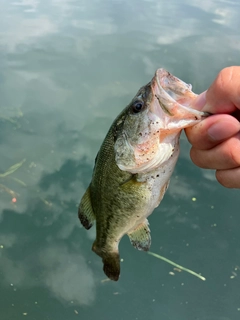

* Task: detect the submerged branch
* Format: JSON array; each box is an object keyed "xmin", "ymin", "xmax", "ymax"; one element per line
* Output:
[{"xmin": 148, "ymin": 251, "xmax": 206, "ymax": 281}]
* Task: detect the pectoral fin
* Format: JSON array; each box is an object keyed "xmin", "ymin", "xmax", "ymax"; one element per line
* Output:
[
  {"xmin": 127, "ymin": 219, "xmax": 151, "ymax": 251},
  {"xmin": 78, "ymin": 187, "xmax": 95, "ymax": 230}
]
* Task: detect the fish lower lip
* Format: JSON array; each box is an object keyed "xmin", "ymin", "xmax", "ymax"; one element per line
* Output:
[{"xmin": 201, "ymin": 112, "xmax": 212, "ymax": 118}]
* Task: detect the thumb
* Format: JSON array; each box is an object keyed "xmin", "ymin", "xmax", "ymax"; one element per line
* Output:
[{"xmin": 192, "ymin": 66, "xmax": 240, "ymax": 114}]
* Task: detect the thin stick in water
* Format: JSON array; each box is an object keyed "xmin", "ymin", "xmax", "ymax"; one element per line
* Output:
[{"xmin": 148, "ymin": 251, "xmax": 206, "ymax": 281}]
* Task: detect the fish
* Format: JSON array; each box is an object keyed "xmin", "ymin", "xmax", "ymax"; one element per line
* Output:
[{"xmin": 78, "ymin": 68, "xmax": 208, "ymax": 281}]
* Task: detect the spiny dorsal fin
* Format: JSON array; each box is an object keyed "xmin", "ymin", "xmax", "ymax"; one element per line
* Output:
[
  {"xmin": 127, "ymin": 219, "xmax": 151, "ymax": 251},
  {"xmin": 78, "ymin": 187, "xmax": 95, "ymax": 230}
]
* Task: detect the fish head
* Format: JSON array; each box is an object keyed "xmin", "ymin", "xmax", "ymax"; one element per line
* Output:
[{"xmin": 114, "ymin": 68, "xmax": 208, "ymax": 174}]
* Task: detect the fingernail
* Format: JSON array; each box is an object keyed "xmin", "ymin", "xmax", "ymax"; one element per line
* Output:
[
  {"xmin": 193, "ymin": 91, "xmax": 207, "ymax": 110},
  {"xmin": 208, "ymin": 120, "xmax": 239, "ymax": 141}
]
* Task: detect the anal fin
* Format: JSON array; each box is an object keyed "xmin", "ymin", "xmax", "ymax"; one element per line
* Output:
[
  {"xmin": 78, "ymin": 186, "xmax": 95, "ymax": 230},
  {"xmin": 127, "ymin": 219, "xmax": 151, "ymax": 251}
]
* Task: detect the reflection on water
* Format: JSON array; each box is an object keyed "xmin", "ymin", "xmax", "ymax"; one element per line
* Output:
[
  {"xmin": 1, "ymin": 243, "xmax": 96, "ymax": 305},
  {"xmin": 39, "ymin": 245, "xmax": 95, "ymax": 305},
  {"xmin": 0, "ymin": 0, "xmax": 240, "ymax": 319}
]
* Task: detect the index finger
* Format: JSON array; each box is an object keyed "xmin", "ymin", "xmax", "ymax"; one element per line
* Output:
[{"xmin": 185, "ymin": 114, "xmax": 240, "ymax": 150}]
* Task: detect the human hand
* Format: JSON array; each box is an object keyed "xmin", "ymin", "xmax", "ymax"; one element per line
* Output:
[{"xmin": 185, "ymin": 66, "xmax": 240, "ymax": 188}]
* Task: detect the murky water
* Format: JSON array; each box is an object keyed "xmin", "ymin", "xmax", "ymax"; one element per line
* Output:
[{"xmin": 0, "ymin": 0, "xmax": 240, "ymax": 319}]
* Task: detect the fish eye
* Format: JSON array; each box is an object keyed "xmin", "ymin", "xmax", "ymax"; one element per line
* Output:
[{"xmin": 132, "ymin": 100, "xmax": 144, "ymax": 113}]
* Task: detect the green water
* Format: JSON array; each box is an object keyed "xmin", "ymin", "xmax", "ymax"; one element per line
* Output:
[{"xmin": 0, "ymin": 0, "xmax": 240, "ymax": 319}]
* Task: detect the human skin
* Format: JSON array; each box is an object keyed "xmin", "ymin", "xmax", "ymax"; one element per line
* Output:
[{"xmin": 185, "ymin": 66, "xmax": 240, "ymax": 188}]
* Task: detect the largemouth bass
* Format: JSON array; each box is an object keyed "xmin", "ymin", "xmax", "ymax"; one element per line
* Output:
[{"xmin": 79, "ymin": 69, "xmax": 207, "ymax": 281}]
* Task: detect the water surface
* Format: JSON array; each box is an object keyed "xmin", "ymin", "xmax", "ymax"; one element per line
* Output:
[{"xmin": 0, "ymin": 0, "xmax": 240, "ymax": 319}]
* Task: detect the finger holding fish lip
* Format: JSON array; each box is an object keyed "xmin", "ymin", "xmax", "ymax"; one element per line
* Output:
[
  {"xmin": 190, "ymin": 132, "xmax": 240, "ymax": 170},
  {"xmin": 185, "ymin": 114, "xmax": 240, "ymax": 150},
  {"xmin": 187, "ymin": 113, "xmax": 240, "ymax": 170},
  {"xmin": 192, "ymin": 66, "xmax": 240, "ymax": 114},
  {"xmin": 185, "ymin": 65, "xmax": 240, "ymax": 152},
  {"xmin": 185, "ymin": 66, "xmax": 240, "ymax": 189}
]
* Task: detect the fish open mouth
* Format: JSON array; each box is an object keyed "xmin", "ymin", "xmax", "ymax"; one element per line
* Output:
[{"xmin": 152, "ymin": 68, "xmax": 209, "ymax": 125}]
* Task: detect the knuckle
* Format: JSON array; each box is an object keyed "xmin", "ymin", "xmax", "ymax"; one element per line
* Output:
[
  {"xmin": 216, "ymin": 168, "xmax": 240, "ymax": 189},
  {"xmin": 215, "ymin": 170, "xmax": 232, "ymax": 188},
  {"xmin": 189, "ymin": 148, "xmax": 199, "ymax": 165},
  {"xmin": 216, "ymin": 66, "xmax": 240, "ymax": 97},
  {"xmin": 228, "ymin": 144, "xmax": 240, "ymax": 167},
  {"xmin": 216, "ymin": 67, "xmax": 233, "ymax": 93},
  {"xmin": 190, "ymin": 148, "xmax": 208, "ymax": 169}
]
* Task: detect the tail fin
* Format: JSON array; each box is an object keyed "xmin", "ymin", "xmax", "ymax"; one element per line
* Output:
[
  {"xmin": 92, "ymin": 242, "xmax": 120, "ymax": 281},
  {"xmin": 102, "ymin": 252, "xmax": 120, "ymax": 281}
]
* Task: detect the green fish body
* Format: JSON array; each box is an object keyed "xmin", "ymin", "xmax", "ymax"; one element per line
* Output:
[{"xmin": 79, "ymin": 69, "xmax": 207, "ymax": 281}]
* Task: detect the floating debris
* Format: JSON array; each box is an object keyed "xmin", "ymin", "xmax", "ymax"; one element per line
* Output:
[
  {"xmin": 0, "ymin": 115, "xmax": 18, "ymax": 124},
  {"xmin": 148, "ymin": 251, "xmax": 206, "ymax": 281},
  {"xmin": 0, "ymin": 159, "xmax": 27, "ymax": 199},
  {"xmin": 40, "ymin": 198, "xmax": 52, "ymax": 207},
  {"xmin": 11, "ymin": 177, "xmax": 27, "ymax": 187},
  {"xmin": 0, "ymin": 184, "xmax": 18, "ymax": 197},
  {"xmin": 101, "ymin": 278, "xmax": 111, "ymax": 283},
  {"xmin": 0, "ymin": 108, "xmax": 23, "ymax": 123},
  {"xmin": 0, "ymin": 159, "xmax": 26, "ymax": 178}
]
